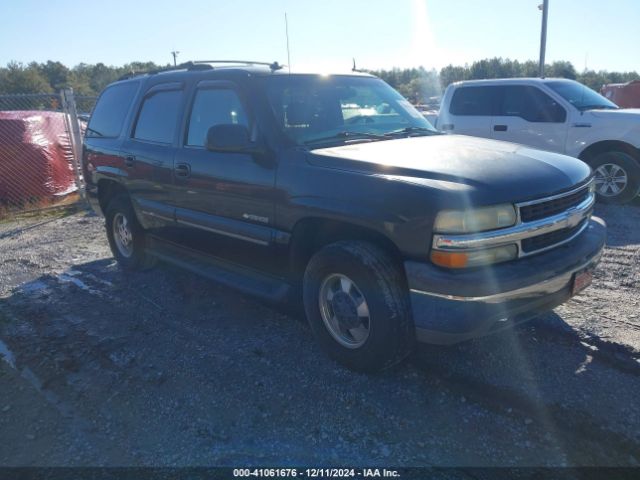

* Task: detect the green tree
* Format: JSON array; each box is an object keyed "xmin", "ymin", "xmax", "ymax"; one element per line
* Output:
[
  {"xmin": 0, "ymin": 61, "xmax": 52, "ymax": 94},
  {"xmin": 547, "ymin": 61, "xmax": 577, "ymax": 79},
  {"xmin": 439, "ymin": 65, "xmax": 468, "ymax": 88},
  {"xmin": 38, "ymin": 60, "xmax": 72, "ymax": 90}
]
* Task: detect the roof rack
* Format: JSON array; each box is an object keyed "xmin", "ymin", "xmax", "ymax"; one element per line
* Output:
[
  {"xmin": 191, "ymin": 60, "xmax": 284, "ymax": 70},
  {"xmin": 117, "ymin": 60, "xmax": 283, "ymax": 81}
]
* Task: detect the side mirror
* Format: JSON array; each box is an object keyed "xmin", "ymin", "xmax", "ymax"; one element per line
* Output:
[
  {"xmin": 205, "ymin": 124, "xmax": 252, "ymax": 152},
  {"xmin": 205, "ymin": 124, "xmax": 274, "ymax": 166}
]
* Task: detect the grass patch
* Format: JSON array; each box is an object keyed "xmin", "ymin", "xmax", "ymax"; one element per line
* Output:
[
  {"xmin": 0, "ymin": 197, "xmax": 84, "ymax": 226},
  {"xmin": 0, "ymin": 193, "xmax": 81, "ymax": 222}
]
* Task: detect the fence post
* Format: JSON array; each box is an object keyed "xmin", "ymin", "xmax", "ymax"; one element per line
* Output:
[{"xmin": 60, "ymin": 88, "xmax": 86, "ymax": 203}]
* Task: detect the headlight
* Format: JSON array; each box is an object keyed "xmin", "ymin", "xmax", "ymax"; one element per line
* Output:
[
  {"xmin": 431, "ymin": 244, "xmax": 518, "ymax": 268},
  {"xmin": 433, "ymin": 204, "xmax": 517, "ymax": 233}
]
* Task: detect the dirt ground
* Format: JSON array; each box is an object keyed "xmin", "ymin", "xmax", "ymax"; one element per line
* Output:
[{"xmin": 0, "ymin": 202, "xmax": 639, "ymax": 468}]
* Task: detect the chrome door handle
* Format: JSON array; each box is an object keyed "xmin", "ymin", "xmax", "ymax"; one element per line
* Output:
[{"xmin": 174, "ymin": 163, "xmax": 191, "ymax": 177}]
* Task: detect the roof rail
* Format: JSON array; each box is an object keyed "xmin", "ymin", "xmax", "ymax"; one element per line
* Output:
[
  {"xmin": 191, "ymin": 60, "xmax": 284, "ymax": 71},
  {"xmin": 117, "ymin": 60, "xmax": 283, "ymax": 81},
  {"xmin": 117, "ymin": 62, "xmax": 210, "ymax": 81}
]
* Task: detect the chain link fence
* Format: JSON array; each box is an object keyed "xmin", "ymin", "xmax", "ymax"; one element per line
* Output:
[
  {"xmin": 75, "ymin": 95, "xmax": 98, "ymax": 116},
  {"xmin": 0, "ymin": 91, "xmax": 97, "ymax": 222}
]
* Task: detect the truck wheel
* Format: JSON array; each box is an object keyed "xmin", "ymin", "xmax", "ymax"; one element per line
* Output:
[
  {"xmin": 303, "ymin": 241, "xmax": 415, "ymax": 372},
  {"xmin": 591, "ymin": 151, "xmax": 640, "ymax": 204},
  {"xmin": 105, "ymin": 195, "xmax": 156, "ymax": 270}
]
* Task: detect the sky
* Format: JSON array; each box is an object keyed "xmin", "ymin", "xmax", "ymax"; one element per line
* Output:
[{"xmin": 1, "ymin": 0, "xmax": 638, "ymax": 72}]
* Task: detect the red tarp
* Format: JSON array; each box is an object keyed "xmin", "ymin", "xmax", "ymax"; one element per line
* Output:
[
  {"xmin": 601, "ymin": 81, "xmax": 640, "ymax": 108},
  {"xmin": 0, "ymin": 110, "xmax": 76, "ymax": 207}
]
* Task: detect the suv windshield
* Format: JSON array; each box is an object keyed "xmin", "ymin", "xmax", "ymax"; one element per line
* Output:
[
  {"xmin": 546, "ymin": 80, "xmax": 619, "ymax": 111},
  {"xmin": 266, "ymin": 75, "xmax": 437, "ymax": 146}
]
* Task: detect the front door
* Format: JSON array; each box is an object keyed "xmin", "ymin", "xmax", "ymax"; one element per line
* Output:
[
  {"xmin": 491, "ymin": 85, "xmax": 569, "ymax": 153},
  {"xmin": 171, "ymin": 80, "xmax": 279, "ymax": 271}
]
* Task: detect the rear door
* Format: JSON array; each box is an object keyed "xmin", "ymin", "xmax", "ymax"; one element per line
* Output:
[
  {"xmin": 491, "ymin": 85, "xmax": 568, "ymax": 153},
  {"xmin": 440, "ymin": 86, "xmax": 495, "ymax": 138},
  {"xmin": 120, "ymin": 82, "xmax": 184, "ymax": 227}
]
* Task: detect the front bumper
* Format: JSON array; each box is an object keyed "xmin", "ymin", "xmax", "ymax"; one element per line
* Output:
[{"xmin": 406, "ymin": 217, "xmax": 606, "ymax": 345}]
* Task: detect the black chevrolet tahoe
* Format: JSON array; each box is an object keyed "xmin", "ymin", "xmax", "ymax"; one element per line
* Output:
[{"xmin": 83, "ymin": 61, "xmax": 606, "ymax": 372}]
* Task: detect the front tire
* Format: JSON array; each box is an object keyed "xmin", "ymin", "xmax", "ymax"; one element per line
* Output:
[
  {"xmin": 591, "ymin": 151, "xmax": 640, "ymax": 204},
  {"xmin": 303, "ymin": 241, "xmax": 415, "ymax": 372},
  {"xmin": 104, "ymin": 195, "xmax": 156, "ymax": 270}
]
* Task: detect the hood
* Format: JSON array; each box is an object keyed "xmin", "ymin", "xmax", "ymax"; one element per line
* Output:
[
  {"xmin": 587, "ymin": 108, "xmax": 640, "ymax": 121},
  {"xmin": 308, "ymin": 135, "xmax": 591, "ymax": 204}
]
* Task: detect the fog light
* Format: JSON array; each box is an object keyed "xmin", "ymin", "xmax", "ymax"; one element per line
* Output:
[{"xmin": 431, "ymin": 244, "xmax": 518, "ymax": 269}]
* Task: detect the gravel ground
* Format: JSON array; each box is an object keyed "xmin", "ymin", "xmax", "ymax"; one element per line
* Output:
[{"xmin": 0, "ymin": 203, "xmax": 639, "ymax": 468}]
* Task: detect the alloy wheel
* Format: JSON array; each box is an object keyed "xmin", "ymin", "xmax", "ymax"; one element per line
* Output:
[
  {"xmin": 594, "ymin": 163, "xmax": 628, "ymax": 197},
  {"xmin": 112, "ymin": 213, "xmax": 134, "ymax": 258},
  {"xmin": 318, "ymin": 273, "xmax": 371, "ymax": 349}
]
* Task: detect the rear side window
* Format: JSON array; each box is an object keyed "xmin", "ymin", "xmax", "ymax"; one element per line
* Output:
[
  {"xmin": 133, "ymin": 89, "xmax": 182, "ymax": 144},
  {"xmin": 450, "ymin": 86, "xmax": 495, "ymax": 116},
  {"xmin": 86, "ymin": 82, "xmax": 138, "ymax": 138},
  {"xmin": 186, "ymin": 89, "xmax": 249, "ymax": 147},
  {"xmin": 498, "ymin": 86, "xmax": 566, "ymax": 123}
]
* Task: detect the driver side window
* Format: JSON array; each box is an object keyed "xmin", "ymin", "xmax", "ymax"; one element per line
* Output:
[{"xmin": 186, "ymin": 88, "xmax": 249, "ymax": 147}]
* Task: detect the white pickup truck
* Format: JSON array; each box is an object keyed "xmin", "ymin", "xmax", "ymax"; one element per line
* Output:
[{"xmin": 436, "ymin": 78, "xmax": 640, "ymax": 203}]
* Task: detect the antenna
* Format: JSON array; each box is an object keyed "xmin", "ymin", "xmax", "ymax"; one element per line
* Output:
[
  {"xmin": 285, "ymin": 13, "xmax": 291, "ymax": 73},
  {"xmin": 171, "ymin": 50, "xmax": 180, "ymax": 66},
  {"xmin": 352, "ymin": 58, "xmax": 364, "ymax": 73}
]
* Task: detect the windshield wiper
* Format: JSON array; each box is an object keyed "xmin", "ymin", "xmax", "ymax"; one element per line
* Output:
[
  {"xmin": 304, "ymin": 131, "xmax": 387, "ymax": 145},
  {"xmin": 384, "ymin": 126, "xmax": 439, "ymax": 137},
  {"xmin": 84, "ymin": 127, "xmax": 104, "ymax": 137},
  {"xmin": 579, "ymin": 105, "xmax": 619, "ymax": 111}
]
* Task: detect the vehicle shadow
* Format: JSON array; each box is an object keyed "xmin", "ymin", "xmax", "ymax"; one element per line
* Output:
[
  {"xmin": 409, "ymin": 309, "xmax": 640, "ymax": 463},
  {"xmin": 1, "ymin": 258, "xmax": 639, "ymax": 466}
]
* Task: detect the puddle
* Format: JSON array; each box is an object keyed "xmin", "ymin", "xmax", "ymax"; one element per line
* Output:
[
  {"xmin": 79, "ymin": 271, "xmax": 114, "ymax": 287},
  {"xmin": 16, "ymin": 279, "xmax": 50, "ymax": 296},
  {"xmin": 0, "ymin": 338, "xmax": 16, "ymax": 369},
  {"xmin": 56, "ymin": 273, "xmax": 103, "ymax": 296}
]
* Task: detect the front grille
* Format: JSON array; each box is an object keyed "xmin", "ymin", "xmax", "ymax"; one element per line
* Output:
[
  {"xmin": 521, "ymin": 219, "xmax": 587, "ymax": 253},
  {"xmin": 519, "ymin": 185, "xmax": 590, "ymax": 223}
]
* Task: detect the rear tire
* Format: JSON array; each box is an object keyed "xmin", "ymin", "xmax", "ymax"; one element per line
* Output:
[
  {"xmin": 104, "ymin": 195, "xmax": 156, "ymax": 270},
  {"xmin": 591, "ymin": 151, "xmax": 640, "ymax": 204},
  {"xmin": 303, "ymin": 241, "xmax": 415, "ymax": 372}
]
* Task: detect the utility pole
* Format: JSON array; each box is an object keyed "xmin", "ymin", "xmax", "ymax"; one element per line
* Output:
[
  {"xmin": 285, "ymin": 13, "xmax": 291, "ymax": 73},
  {"xmin": 171, "ymin": 51, "xmax": 180, "ymax": 66},
  {"xmin": 538, "ymin": 0, "xmax": 549, "ymax": 77}
]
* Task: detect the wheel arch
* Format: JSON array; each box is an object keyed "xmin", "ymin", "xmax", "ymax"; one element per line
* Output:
[
  {"xmin": 579, "ymin": 140, "xmax": 640, "ymax": 165},
  {"xmin": 288, "ymin": 217, "xmax": 404, "ymax": 283},
  {"xmin": 97, "ymin": 178, "xmax": 129, "ymax": 214}
]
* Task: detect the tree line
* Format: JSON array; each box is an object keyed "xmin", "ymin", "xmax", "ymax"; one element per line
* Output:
[
  {"xmin": 1, "ymin": 58, "xmax": 638, "ymax": 104},
  {"xmin": 0, "ymin": 61, "xmax": 162, "ymax": 97},
  {"xmin": 370, "ymin": 58, "xmax": 639, "ymax": 104}
]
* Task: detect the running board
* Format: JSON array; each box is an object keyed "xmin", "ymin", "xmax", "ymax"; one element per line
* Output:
[{"xmin": 147, "ymin": 236, "xmax": 292, "ymax": 303}]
